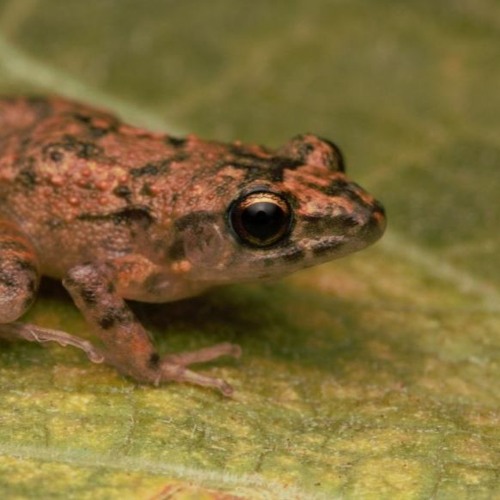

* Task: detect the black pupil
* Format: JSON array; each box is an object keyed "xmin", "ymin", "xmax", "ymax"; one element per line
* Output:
[{"xmin": 241, "ymin": 202, "xmax": 286, "ymax": 242}]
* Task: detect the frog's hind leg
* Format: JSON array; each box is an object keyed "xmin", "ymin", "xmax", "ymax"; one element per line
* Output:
[
  {"xmin": 0, "ymin": 219, "xmax": 104, "ymax": 363},
  {"xmin": 0, "ymin": 220, "xmax": 40, "ymax": 324}
]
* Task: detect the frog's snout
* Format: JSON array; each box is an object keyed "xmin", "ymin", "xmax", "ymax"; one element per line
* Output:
[
  {"xmin": 359, "ymin": 198, "xmax": 387, "ymax": 246},
  {"xmin": 295, "ymin": 185, "xmax": 386, "ymax": 262}
]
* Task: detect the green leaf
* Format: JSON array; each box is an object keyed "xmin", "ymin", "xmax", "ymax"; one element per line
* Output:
[{"xmin": 0, "ymin": 0, "xmax": 498, "ymax": 498}]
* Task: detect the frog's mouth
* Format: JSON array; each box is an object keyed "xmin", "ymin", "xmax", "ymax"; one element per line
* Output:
[
  {"xmin": 307, "ymin": 207, "xmax": 386, "ymax": 257},
  {"xmin": 290, "ymin": 199, "xmax": 386, "ymax": 260}
]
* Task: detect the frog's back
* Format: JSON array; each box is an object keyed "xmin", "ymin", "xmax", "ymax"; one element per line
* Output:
[
  {"xmin": 0, "ymin": 96, "xmax": 117, "ymax": 191},
  {"xmin": 0, "ymin": 96, "xmax": 190, "ymax": 206},
  {"xmin": 0, "ymin": 96, "xmax": 186, "ymax": 277},
  {"xmin": 0, "ymin": 97, "xmax": 54, "ymax": 187}
]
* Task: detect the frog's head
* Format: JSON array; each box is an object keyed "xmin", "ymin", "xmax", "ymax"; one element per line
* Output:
[{"xmin": 171, "ymin": 134, "xmax": 386, "ymax": 283}]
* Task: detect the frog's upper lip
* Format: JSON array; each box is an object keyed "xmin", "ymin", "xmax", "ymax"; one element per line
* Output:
[{"xmin": 303, "ymin": 198, "xmax": 386, "ymax": 239}]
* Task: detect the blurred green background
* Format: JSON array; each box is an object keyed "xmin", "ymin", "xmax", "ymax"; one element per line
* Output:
[{"xmin": 0, "ymin": 1, "xmax": 498, "ymax": 498}]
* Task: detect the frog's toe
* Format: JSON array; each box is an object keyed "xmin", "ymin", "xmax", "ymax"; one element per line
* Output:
[
  {"xmin": 0, "ymin": 322, "xmax": 105, "ymax": 363},
  {"xmin": 158, "ymin": 342, "xmax": 241, "ymax": 396},
  {"xmin": 162, "ymin": 342, "xmax": 242, "ymax": 365},
  {"xmin": 159, "ymin": 362, "xmax": 235, "ymax": 396}
]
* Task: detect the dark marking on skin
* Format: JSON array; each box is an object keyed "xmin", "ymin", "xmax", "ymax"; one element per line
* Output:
[
  {"xmin": 0, "ymin": 271, "xmax": 16, "ymax": 288},
  {"xmin": 64, "ymin": 134, "xmax": 103, "ymax": 159},
  {"xmin": 296, "ymin": 141, "xmax": 314, "ymax": 159},
  {"xmin": 311, "ymin": 239, "xmax": 344, "ymax": 257},
  {"xmin": 320, "ymin": 138, "xmax": 345, "ymax": 172},
  {"xmin": 72, "ymin": 112, "xmax": 114, "ymax": 138},
  {"xmin": 307, "ymin": 180, "xmax": 378, "ymax": 218},
  {"xmin": 261, "ymin": 256, "xmax": 277, "ymax": 268},
  {"xmin": 175, "ymin": 211, "xmax": 218, "ymax": 232},
  {"xmin": 113, "ymin": 185, "xmax": 132, "ymax": 199},
  {"xmin": 17, "ymin": 158, "xmax": 37, "ymax": 188},
  {"xmin": 165, "ymin": 136, "xmax": 187, "ymax": 147},
  {"xmin": 62, "ymin": 273, "xmax": 77, "ymax": 289},
  {"xmin": 98, "ymin": 305, "xmax": 134, "ymax": 330},
  {"xmin": 0, "ymin": 240, "xmax": 30, "ymax": 253},
  {"xmin": 269, "ymin": 157, "xmax": 303, "ymax": 182},
  {"xmin": 0, "ymin": 257, "xmax": 37, "ymax": 290},
  {"xmin": 13, "ymin": 257, "xmax": 37, "ymax": 275},
  {"xmin": 41, "ymin": 136, "xmax": 104, "ymax": 163},
  {"xmin": 72, "ymin": 113, "xmax": 92, "ymax": 124},
  {"xmin": 318, "ymin": 180, "xmax": 372, "ymax": 211},
  {"xmin": 106, "ymin": 282, "xmax": 116, "ymax": 294},
  {"xmin": 224, "ymin": 151, "xmax": 303, "ymax": 184},
  {"xmin": 215, "ymin": 184, "xmax": 229, "ymax": 197},
  {"xmin": 19, "ymin": 136, "xmax": 31, "ymax": 152},
  {"xmin": 280, "ymin": 134, "xmax": 345, "ymax": 172},
  {"xmin": 240, "ymin": 231, "xmax": 296, "ymax": 260},
  {"xmin": 140, "ymin": 183, "xmax": 154, "ymax": 196},
  {"xmin": 358, "ymin": 210, "xmax": 386, "ymax": 243},
  {"xmin": 143, "ymin": 272, "xmax": 167, "ymax": 295},
  {"xmin": 112, "ymin": 207, "xmax": 153, "ymax": 228},
  {"xmin": 280, "ymin": 247, "xmax": 306, "ymax": 263},
  {"xmin": 77, "ymin": 206, "xmax": 154, "ymax": 229},
  {"xmin": 131, "ymin": 163, "xmax": 159, "ymax": 177},
  {"xmin": 80, "ymin": 288, "xmax": 98, "ymax": 306},
  {"xmin": 333, "ymin": 214, "xmax": 359, "ymax": 229},
  {"xmin": 88, "ymin": 126, "xmax": 110, "ymax": 139},
  {"xmin": 49, "ymin": 150, "xmax": 64, "ymax": 162},
  {"xmin": 26, "ymin": 96, "xmax": 53, "ymax": 121},
  {"xmin": 42, "ymin": 144, "xmax": 64, "ymax": 163},
  {"xmin": 98, "ymin": 314, "xmax": 115, "ymax": 330},
  {"xmin": 304, "ymin": 137, "xmax": 344, "ymax": 172},
  {"xmin": 270, "ymin": 156, "xmax": 304, "ymax": 171},
  {"xmin": 320, "ymin": 179, "xmax": 349, "ymax": 197},
  {"xmin": 77, "ymin": 141, "xmax": 102, "ymax": 160},
  {"xmin": 167, "ymin": 239, "xmax": 185, "ymax": 260},
  {"xmin": 0, "ymin": 264, "xmax": 37, "ymax": 315},
  {"xmin": 302, "ymin": 214, "xmax": 359, "ymax": 237},
  {"xmin": 26, "ymin": 277, "xmax": 38, "ymax": 294},
  {"xmin": 130, "ymin": 154, "xmax": 187, "ymax": 179}
]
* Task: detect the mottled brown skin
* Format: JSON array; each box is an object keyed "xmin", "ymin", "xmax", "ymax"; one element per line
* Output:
[{"xmin": 0, "ymin": 96, "xmax": 386, "ymax": 395}]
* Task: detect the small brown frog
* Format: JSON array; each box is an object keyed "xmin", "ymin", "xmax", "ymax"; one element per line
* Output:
[{"xmin": 0, "ymin": 96, "xmax": 386, "ymax": 395}]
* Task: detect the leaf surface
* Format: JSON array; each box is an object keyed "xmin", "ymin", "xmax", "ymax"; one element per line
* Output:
[{"xmin": 0, "ymin": 1, "xmax": 498, "ymax": 498}]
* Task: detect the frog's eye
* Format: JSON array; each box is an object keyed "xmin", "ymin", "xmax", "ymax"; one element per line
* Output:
[{"xmin": 228, "ymin": 191, "xmax": 293, "ymax": 247}]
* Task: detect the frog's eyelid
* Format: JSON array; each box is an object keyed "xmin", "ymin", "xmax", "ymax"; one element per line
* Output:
[{"xmin": 279, "ymin": 134, "xmax": 345, "ymax": 172}]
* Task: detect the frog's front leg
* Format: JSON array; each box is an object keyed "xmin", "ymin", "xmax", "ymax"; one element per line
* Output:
[{"xmin": 63, "ymin": 262, "xmax": 241, "ymax": 396}]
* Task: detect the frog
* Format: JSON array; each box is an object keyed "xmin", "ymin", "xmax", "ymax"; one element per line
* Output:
[{"xmin": 0, "ymin": 96, "xmax": 386, "ymax": 396}]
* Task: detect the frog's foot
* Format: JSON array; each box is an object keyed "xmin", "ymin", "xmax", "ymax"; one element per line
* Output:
[
  {"xmin": 158, "ymin": 342, "xmax": 242, "ymax": 396},
  {"xmin": 0, "ymin": 322, "xmax": 105, "ymax": 363}
]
